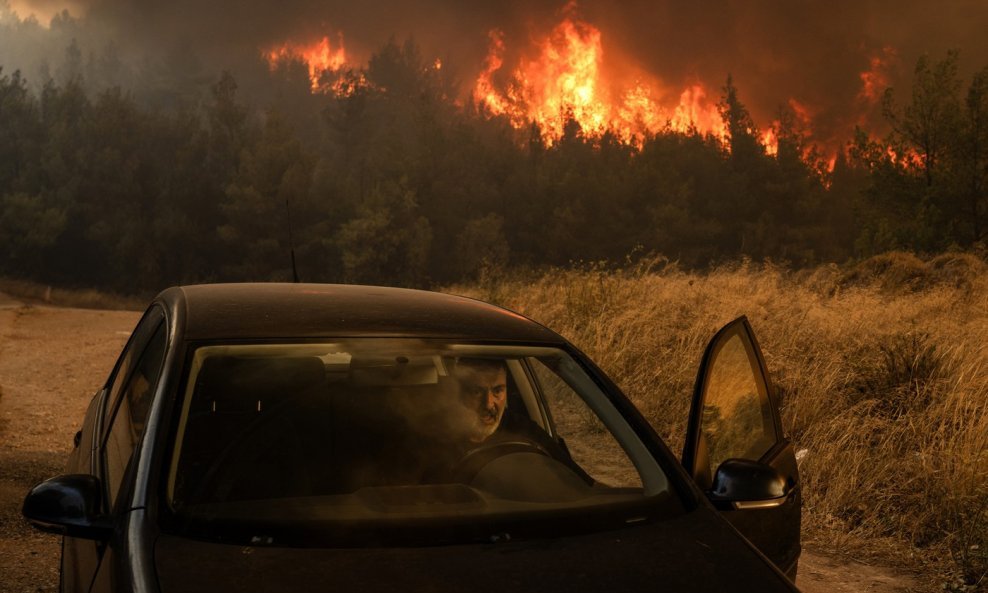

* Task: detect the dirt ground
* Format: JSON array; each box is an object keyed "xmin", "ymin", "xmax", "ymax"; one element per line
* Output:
[{"xmin": 0, "ymin": 296, "xmax": 923, "ymax": 592}]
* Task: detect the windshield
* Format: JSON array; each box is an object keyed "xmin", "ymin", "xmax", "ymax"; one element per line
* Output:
[{"xmin": 166, "ymin": 340, "xmax": 674, "ymax": 544}]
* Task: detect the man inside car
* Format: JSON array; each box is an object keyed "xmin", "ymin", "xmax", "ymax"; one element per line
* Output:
[
  {"xmin": 453, "ymin": 357, "xmax": 511, "ymax": 443},
  {"xmin": 442, "ymin": 357, "xmax": 593, "ymax": 486}
]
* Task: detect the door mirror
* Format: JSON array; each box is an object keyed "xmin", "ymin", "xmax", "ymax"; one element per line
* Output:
[
  {"xmin": 707, "ymin": 458, "xmax": 791, "ymax": 510},
  {"xmin": 22, "ymin": 474, "xmax": 113, "ymax": 540}
]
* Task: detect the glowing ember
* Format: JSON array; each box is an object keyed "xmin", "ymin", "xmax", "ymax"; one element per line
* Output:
[{"xmin": 265, "ymin": 35, "xmax": 348, "ymax": 91}]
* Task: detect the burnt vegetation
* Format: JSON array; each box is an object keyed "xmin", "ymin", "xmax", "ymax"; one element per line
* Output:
[{"xmin": 0, "ymin": 31, "xmax": 987, "ymax": 293}]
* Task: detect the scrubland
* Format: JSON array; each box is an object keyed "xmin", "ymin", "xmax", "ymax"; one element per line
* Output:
[{"xmin": 453, "ymin": 251, "xmax": 987, "ymax": 591}]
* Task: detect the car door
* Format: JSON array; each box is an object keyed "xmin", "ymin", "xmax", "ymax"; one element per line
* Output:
[
  {"xmin": 62, "ymin": 306, "xmax": 167, "ymax": 593},
  {"xmin": 681, "ymin": 316, "xmax": 801, "ymax": 579}
]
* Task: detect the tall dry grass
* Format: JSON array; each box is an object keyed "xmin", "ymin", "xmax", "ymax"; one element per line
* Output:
[{"xmin": 453, "ymin": 252, "xmax": 988, "ymax": 590}]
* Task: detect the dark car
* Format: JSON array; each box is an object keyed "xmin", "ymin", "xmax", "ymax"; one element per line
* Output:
[{"xmin": 23, "ymin": 283, "xmax": 801, "ymax": 592}]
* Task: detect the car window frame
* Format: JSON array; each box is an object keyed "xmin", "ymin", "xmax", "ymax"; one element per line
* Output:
[
  {"xmin": 682, "ymin": 316, "xmax": 785, "ymax": 488},
  {"xmin": 98, "ymin": 305, "xmax": 167, "ymax": 510}
]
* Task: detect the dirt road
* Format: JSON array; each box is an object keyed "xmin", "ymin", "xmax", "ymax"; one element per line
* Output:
[{"xmin": 0, "ymin": 298, "xmax": 922, "ymax": 592}]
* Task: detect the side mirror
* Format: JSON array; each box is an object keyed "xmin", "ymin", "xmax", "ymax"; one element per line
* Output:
[
  {"xmin": 707, "ymin": 458, "xmax": 790, "ymax": 510},
  {"xmin": 22, "ymin": 474, "xmax": 113, "ymax": 540}
]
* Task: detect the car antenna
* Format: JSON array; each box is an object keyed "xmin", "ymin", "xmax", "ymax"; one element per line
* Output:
[{"xmin": 285, "ymin": 196, "xmax": 300, "ymax": 283}]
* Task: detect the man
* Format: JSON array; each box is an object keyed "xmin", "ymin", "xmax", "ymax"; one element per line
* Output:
[
  {"xmin": 445, "ymin": 357, "xmax": 593, "ymax": 487},
  {"xmin": 453, "ymin": 357, "xmax": 510, "ymax": 444}
]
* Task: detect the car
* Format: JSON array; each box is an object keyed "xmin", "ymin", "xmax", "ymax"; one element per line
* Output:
[{"xmin": 23, "ymin": 283, "xmax": 801, "ymax": 592}]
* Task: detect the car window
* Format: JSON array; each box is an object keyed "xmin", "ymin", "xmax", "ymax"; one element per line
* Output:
[
  {"xmin": 103, "ymin": 320, "xmax": 168, "ymax": 506},
  {"xmin": 527, "ymin": 358, "xmax": 642, "ymax": 488},
  {"xmin": 166, "ymin": 340, "xmax": 670, "ymax": 544},
  {"xmin": 699, "ymin": 332, "xmax": 777, "ymax": 472},
  {"xmin": 101, "ymin": 307, "xmax": 165, "ymax": 436}
]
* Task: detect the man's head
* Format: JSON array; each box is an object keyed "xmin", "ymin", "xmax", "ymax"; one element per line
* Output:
[{"xmin": 453, "ymin": 358, "xmax": 508, "ymax": 443}]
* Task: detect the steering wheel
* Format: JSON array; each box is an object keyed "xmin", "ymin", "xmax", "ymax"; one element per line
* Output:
[{"xmin": 452, "ymin": 439, "xmax": 551, "ymax": 483}]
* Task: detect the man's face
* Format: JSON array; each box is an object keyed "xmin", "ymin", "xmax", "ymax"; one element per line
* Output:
[{"xmin": 456, "ymin": 364, "xmax": 507, "ymax": 443}]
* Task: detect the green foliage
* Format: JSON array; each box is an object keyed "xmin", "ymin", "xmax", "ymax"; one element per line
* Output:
[
  {"xmin": 861, "ymin": 51, "xmax": 988, "ymax": 254},
  {"xmin": 0, "ymin": 69, "xmax": 43, "ymax": 193},
  {"xmin": 453, "ymin": 213, "xmax": 510, "ymax": 279},
  {"xmin": 0, "ymin": 192, "xmax": 65, "ymax": 273},
  {"xmin": 335, "ymin": 180, "xmax": 432, "ymax": 286},
  {"xmin": 0, "ymin": 42, "xmax": 985, "ymax": 291}
]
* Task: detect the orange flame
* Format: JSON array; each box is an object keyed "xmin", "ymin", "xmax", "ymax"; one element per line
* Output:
[
  {"xmin": 265, "ymin": 34, "xmax": 349, "ymax": 91},
  {"xmin": 858, "ymin": 46, "xmax": 896, "ymax": 105},
  {"xmin": 669, "ymin": 85, "xmax": 726, "ymax": 141},
  {"xmin": 262, "ymin": 11, "xmax": 859, "ymax": 164},
  {"xmin": 473, "ymin": 13, "xmax": 732, "ymax": 146},
  {"xmin": 474, "ymin": 17, "xmax": 611, "ymax": 140},
  {"xmin": 762, "ymin": 127, "xmax": 779, "ymax": 156},
  {"xmin": 886, "ymin": 145, "xmax": 924, "ymax": 169}
]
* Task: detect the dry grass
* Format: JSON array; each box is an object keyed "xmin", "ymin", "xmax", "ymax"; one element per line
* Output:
[
  {"xmin": 451, "ymin": 253, "xmax": 988, "ymax": 591},
  {"xmin": 0, "ymin": 277, "xmax": 146, "ymax": 311}
]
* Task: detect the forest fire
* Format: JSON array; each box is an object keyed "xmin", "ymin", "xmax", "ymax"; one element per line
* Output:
[
  {"xmin": 265, "ymin": 35, "xmax": 349, "ymax": 91},
  {"xmin": 471, "ymin": 13, "xmax": 727, "ymax": 146},
  {"xmin": 668, "ymin": 85, "xmax": 726, "ymax": 141},
  {"xmin": 858, "ymin": 46, "xmax": 897, "ymax": 105},
  {"xmin": 259, "ymin": 7, "xmax": 905, "ymax": 165}
]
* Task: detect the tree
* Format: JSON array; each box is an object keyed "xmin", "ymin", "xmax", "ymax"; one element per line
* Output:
[
  {"xmin": 55, "ymin": 38, "xmax": 83, "ymax": 86},
  {"xmin": 719, "ymin": 75, "xmax": 761, "ymax": 165},
  {"xmin": 0, "ymin": 192, "xmax": 65, "ymax": 276},
  {"xmin": 872, "ymin": 51, "xmax": 987, "ymax": 250},
  {"xmin": 207, "ymin": 71, "xmax": 249, "ymax": 181},
  {"xmin": 883, "ymin": 51, "xmax": 962, "ymax": 188},
  {"xmin": 957, "ymin": 66, "xmax": 988, "ymax": 243},
  {"xmin": 219, "ymin": 108, "xmax": 314, "ymax": 281},
  {"xmin": 0, "ymin": 69, "xmax": 43, "ymax": 194},
  {"xmin": 335, "ymin": 180, "xmax": 432, "ymax": 286}
]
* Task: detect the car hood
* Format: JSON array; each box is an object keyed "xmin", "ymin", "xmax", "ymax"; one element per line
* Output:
[{"xmin": 154, "ymin": 506, "xmax": 798, "ymax": 593}]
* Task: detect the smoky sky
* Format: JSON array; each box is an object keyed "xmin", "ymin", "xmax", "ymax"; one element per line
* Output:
[{"xmin": 8, "ymin": 0, "xmax": 988, "ymax": 143}]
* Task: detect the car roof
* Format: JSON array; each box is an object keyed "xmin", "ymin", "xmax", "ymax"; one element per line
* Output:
[{"xmin": 157, "ymin": 283, "xmax": 565, "ymax": 343}]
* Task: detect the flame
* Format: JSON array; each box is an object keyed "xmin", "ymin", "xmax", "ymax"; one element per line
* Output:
[
  {"xmin": 885, "ymin": 145, "xmax": 923, "ymax": 168},
  {"xmin": 788, "ymin": 99, "xmax": 813, "ymax": 130},
  {"xmin": 261, "ymin": 10, "xmax": 869, "ymax": 165},
  {"xmin": 669, "ymin": 85, "xmax": 726, "ymax": 140},
  {"xmin": 473, "ymin": 12, "xmax": 732, "ymax": 146},
  {"xmin": 265, "ymin": 34, "xmax": 349, "ymax": 91},
  {"xmin": 762, "ymin": 127, "xmax": 779, "ymax": 156},
  {"xmin": 474, "ymin": 16, "xmax": 611, "ymax": 140},
  {"xmin": 474, "ymin": 30, "xmax": 523, "ymax": 123},
  {"xmin": 858, "ymin": 46, "xmax": 896, "ymax": 105}
]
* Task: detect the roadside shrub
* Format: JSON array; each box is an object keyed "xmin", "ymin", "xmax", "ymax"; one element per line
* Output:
[{"xmin": 840, "ymin": 251, "xmax": 931, "ymax": 292}]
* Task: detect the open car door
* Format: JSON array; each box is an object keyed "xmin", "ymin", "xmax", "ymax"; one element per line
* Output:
[{"xmin": 682, "ymin": 316, "xmax": 801, "ymax": 580}]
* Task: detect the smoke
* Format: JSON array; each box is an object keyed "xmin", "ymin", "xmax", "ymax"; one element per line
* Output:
[{"xmin": 3, "ymin": 0, "xmax": 988, "ymax": 145}]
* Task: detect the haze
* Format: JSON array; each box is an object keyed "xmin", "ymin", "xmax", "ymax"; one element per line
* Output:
[{"xmin": 3, "ymin": 0, "xmax": 987, "ymax": 145}]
